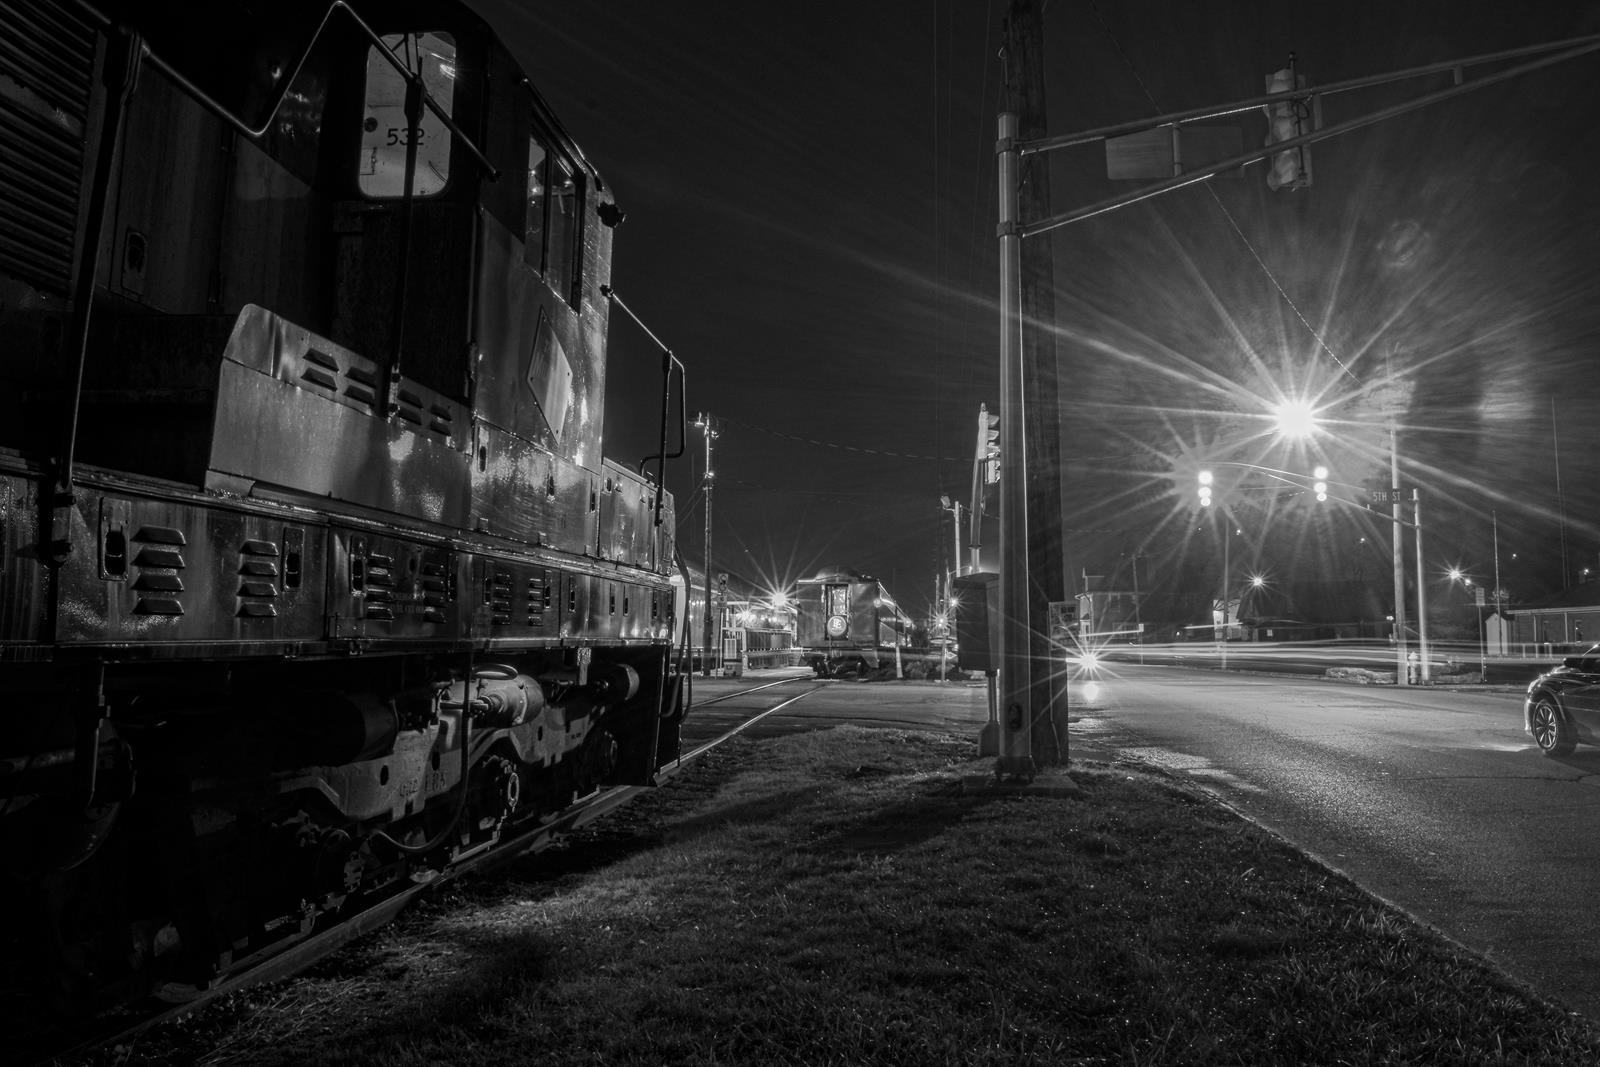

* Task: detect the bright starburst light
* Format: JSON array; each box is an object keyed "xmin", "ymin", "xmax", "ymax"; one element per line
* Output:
[{"xmin": 1271, "ymin": 400, "xmax": 1321, "ymax": 439}]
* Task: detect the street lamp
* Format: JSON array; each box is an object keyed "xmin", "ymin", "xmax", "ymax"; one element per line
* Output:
[{"xmin": 1271, "ymin": 399, "xmax": 1321, "ymax": 439}]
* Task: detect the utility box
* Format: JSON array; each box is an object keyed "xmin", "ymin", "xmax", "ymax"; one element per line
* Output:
[
  {"xmin": 721, "ymin": 631, "xmax": 745, "ymax": 678},
  {"xmin": 953, "ymin": 572, "xmax": 1000, "ymax": 672}
]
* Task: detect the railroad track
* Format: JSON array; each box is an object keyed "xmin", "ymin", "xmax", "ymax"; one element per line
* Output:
[{"xmin": 33, "ymin": 676, "xmax": 827, "ymax": 1066}]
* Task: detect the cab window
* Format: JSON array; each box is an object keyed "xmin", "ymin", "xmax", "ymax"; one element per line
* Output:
[
  {"xmin": 524, "ymin": 130, "xmax": 582, "ymax": 305},
  {"xmin": 358, "ymin": 32, "xmax": 456, "ymax": 197}
]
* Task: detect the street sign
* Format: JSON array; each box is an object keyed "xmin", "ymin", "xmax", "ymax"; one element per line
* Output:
[
  {"xmin": 1368, "ymin": 488, "xmax": 1405, "ymax": 505},
  {"xmin": 1105, "ymin": 125, "xmax": 1244, "ymax": 180}
]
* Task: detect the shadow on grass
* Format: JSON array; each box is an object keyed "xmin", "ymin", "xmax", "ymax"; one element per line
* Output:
[
  {"xmin": 236, "ymin": 927, "xmax": 562, "ymax": 1067},
  {"xmin": 803, "ymin": 787, "xmax": 996, "ymax": 857},
  {"xmin": 653, "ymin": 785, "xmax": 823, "ymax": 842}
]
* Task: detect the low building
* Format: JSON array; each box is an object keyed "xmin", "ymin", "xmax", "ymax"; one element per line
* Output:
[{"xmin": 1493, "ymin": 583, "xmax": 1600, "ymax": 656}]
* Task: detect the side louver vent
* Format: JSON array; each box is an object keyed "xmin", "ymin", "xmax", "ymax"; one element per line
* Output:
[
  {"xmin": 419, "ymin": 557, "xmax": 449, "ymax": 624},
  {"xmin": 486, "ymin": 568, "xmax": 513, "ymax": 626},
  {"xmin": 0, "ymin": 0, "xmax": 95, "ymax": 297},
  {"xmin": 391, "ymin": 387, "xmax": 454, "ymax": 444},
  {"xmin": 527, "ymin": 570, "xmax": 549, "ymax": 628},
  {"xmin": 236, "ymin": 538, "xmax": 280, "ymax": 618},
  {"xmin": 131, "ymin": 525, "xmax": 186, "ymax": 615},
  {"xmin": 363, "ymin": 551, "xmax": 396, "ymax": 621},
  {"xmin": 486, "ymin": 567, "xmax": 546, "ymax": 629}
]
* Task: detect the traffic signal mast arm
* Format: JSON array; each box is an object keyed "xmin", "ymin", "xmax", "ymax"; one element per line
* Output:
[
  {"xmin": 1011, "ymin": 32, "xmax": 1600, "ymax": 238},
  {"xmin": 1203, "ymin": 461, "xmax": 1422, "ymax": 528}
]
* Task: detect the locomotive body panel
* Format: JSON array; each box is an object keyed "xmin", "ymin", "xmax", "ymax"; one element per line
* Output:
[
  {"xmin": 474, "ymin": 209, "xmax": 609, "ymax": 469},
  {"xmin": 211, "ymin": 353, "xmax": 472, "ymax": 528},
  {"xmin": 469, "ymin": 419, "xmax": 596, "ymax": 558}
]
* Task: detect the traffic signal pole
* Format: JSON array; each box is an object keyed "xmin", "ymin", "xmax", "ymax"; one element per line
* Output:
[
  {"xmin": 698, "ymin": 414, "xmax": 717, "ymax": 678},
  {"xmin": 1390, "ymin": 424, "xmax": 1408, "ymax": 686}
]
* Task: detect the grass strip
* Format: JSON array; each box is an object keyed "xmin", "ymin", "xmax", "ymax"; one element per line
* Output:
[{"xmin": 86, "ymin": 726, "xmax": 1600, "ymax": 1066}]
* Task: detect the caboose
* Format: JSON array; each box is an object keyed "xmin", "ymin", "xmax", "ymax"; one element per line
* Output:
[
  {"xmin": 1, "ymin": 0, "xmax": 686, "ymax": 1014},
  {"xmin": 796, "ymin": 566, "xmax": 909, "ymax": 678}
]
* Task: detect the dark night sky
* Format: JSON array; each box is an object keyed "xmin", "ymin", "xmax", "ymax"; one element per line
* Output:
[{"xmin": 470, "ymin": 0, "xmax": 1600, "ymax": 618}]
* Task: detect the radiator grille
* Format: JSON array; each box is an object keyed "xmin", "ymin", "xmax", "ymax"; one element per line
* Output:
[{"xmin": 0, "ymin": 0, "xmax": 95, "ymax": 296}]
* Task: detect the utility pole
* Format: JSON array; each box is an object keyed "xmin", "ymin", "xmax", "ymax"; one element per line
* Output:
[
  {"xmin": 1493, "ymin": 509, "xmax": 1504, "ymax": 655},
  {"xmin": 1001, "ymin": 0, "xmax": 1069, "ymax": 772},
  {"xmin": 1220, "ymin": 520, "xmax": 1231, "ymax": 670},
  {"xmin": 1413, "ymin": 488, "xmax": 1429, "ymax": 683},
  {"xmin": 1130, "ymin": 552, "xmax": 1144, "ymax": 664},
  {"xmin": 696, "ymin": 413, "xmax": 717, "ymax": 677},
  {"xmin": 1390, "ymin": 423, "xmax": 1408, "ymax": 686}
]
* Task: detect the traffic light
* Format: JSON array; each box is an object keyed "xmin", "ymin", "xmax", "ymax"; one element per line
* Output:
[
  {"xmin": 978, "ymin": 404, "xmax": 1000, "ymax": 484},
  {"xmin": 1312, "ymin": 465, "xmax": 1328, "ymax": 502},
  {"xmin": 1263, "ymin": 63, "xmax": 1313, "ymax": 191},
  {"xmin": 1198, "ymin": 469, "xmax": 1213, "ymax": 507}
]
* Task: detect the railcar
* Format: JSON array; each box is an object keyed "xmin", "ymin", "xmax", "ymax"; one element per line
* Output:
[
  {"xmin": 0, "ymin": 0, "xmax": 687, "ymax": 1017},
  {"xmin": 795, "ymin": 566, "xmax": 910, "ymax": 677}
]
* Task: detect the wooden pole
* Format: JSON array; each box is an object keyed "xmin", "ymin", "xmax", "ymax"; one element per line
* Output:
[{"xmin": 1004, "ymin": 0, "xmax": 1069, "ymax": 765}]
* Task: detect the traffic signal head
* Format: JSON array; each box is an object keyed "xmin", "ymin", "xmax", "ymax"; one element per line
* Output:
[
  {"xmin": 1312, "ymin": 465, "xmax": 1328, "ymax": 501},
  {"xmin": 1198, "ymin": 469, "xmax": 1213, "ymax": 507},
  {"xmin": 979, "ymin": 406, "xmax": 1000, "ymax": 484},
  {"xmin": 1263, "ymin": 66, "xmax": 1312, "ymax": 191}
]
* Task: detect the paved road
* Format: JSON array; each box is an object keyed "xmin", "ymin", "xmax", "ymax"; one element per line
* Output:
[
  {"xmin": 678, "ymin": 669, "xmax": 991, "ymax": 751},
  {"xmin": 1098, "ymin": 641, "xmax": 1560, "ymax": 686},
  {"xmin": 1068, "ymin": 663, "xmax": 1600, "ymax": 1025}
]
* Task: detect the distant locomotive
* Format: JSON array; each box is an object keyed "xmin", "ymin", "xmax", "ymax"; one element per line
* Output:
[
  {"xmin": 1, "ymin": 0, "xmax": 687, "ymax": 1019},
  {"xmin": 796, "ymin": 567, "xmax": 911, "ymax": 677}
]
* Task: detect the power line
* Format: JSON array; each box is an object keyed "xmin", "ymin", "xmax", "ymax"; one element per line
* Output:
[{"xmin": 719, "ymin": 415, "xmax": 963, "ymax": 462}]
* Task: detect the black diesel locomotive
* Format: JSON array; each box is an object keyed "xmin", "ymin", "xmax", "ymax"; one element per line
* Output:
[{"xmin": 1, "ymin": 0, "xmax": 687, "ymax": 1016}]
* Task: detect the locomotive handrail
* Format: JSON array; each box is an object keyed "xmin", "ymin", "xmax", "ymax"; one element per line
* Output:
[{"xmin": 600, "ymin": 284, "xmax": 687, "ymax": 532}]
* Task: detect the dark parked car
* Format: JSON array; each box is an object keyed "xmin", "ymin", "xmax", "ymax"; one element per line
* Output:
[{"xmin": 1525, "ymin": 645, "xmax": 1600, "ymax": 756}]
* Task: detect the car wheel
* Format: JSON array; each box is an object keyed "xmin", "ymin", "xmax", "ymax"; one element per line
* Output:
[{"xmin": 1530, "ymin": 695, "xmax": 1576, "ymax": 757}]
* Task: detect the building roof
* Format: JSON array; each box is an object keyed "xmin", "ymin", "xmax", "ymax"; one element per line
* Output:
[{"xmin": 1509, "ymin": 583, "xmax": 1600, "ymax": 613}]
